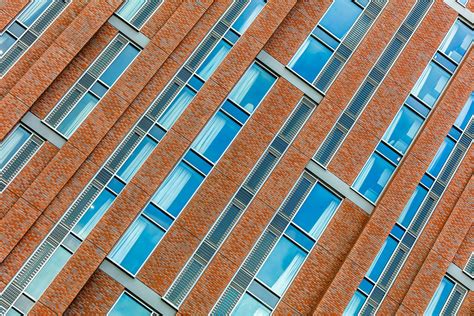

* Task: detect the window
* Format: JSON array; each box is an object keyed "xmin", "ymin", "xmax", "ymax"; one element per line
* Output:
[
  {"xmin": 109, "ymin": 292, "xmax": 152, "ymax": 316},
  {"xmin": 117, "ymin": 136, "xmax": 157, "ymax": 182},
  {"xmin": 427, "ymin": 137, "xmax": 455, "ymax": 178},
  {"xmin": 99, "ymin": 44, "xmax": 140, "ymax": 86},
  {"xmin": 192, "ymin": 111, "xmax": 240, "ymax": 163},
  {"xmin": 196, "ymin": 40, "xmax": 232, "ymax": 80},
  {"xmin": 109, "ymin": 216, "xmax": 165, "ymax": 275},
  {"xmin": 0, "ymin": 125, "xmax": 31, "ymax": 169},
  {"xmin": 57, "ymin": 92, "xmax": 99, "ymax": 137},
  {"xmin": 158, "ymin": 87, "xmax": 196, "ymax": 130},
  {"xmin": 366, "ymin": 236, "xmax": 398, "ymax": 282},
  {"xmin": 17, "ymin": 0, "xmax": 50, "ymax": 26},
  {"xmin": 232, "ymin": 0, "xmax": 266, "ymax": 34},
  {"xmin": 151, "ymin": 162, "xmax": 204, "ymax": 217},
  {"xmin": 344, "ymin": 291, "xmax": 367, "ymax": 315},
  {"xmin": 456, "ymin": 0, "xmax": 469, "ymax": 5},
  {"xmin": 454, "ymin": 93, "xmax": 473, "ymax": 130},
  {"xmin": 383, "ymin": 106, "xmax": 423, "ymax": 154},
  {"xmin": 0, "ymin": 33, "xmax": 16, "ymax": 56},
  {"xmin": 425, "ymin": 277, "xmax": 455, "ymax": 315},
  {"xmin": 116, "ymin": 0, "xmax": 147, "ymax": 21},
  {"xmin": 24, "ymin": 246, "xmax": 71, "ymax": 299},
  {"xmin": 411, "ymin": 62, "xmax": 450, "ymax": 107},
  {"xmin": 232, "ymin": 293, "xmax": 271, "ymax": 316},
  {"xmin": 353, "ymin": 153, "xmax": 396, "ymax": 203},
  {"xmin": 288, "ymin": 37, "xmax": 332, "ymax": 83},
  {"xmin": 398, "ymin": 185, "xmax": 428, "ymax": 228},
  {"xmin": 319, "ymin": 0, "xmax": 363, "ymax": 40},
  {"xmin": 439, "ymin": 20, "xmax": 472, "ymax": 63}
]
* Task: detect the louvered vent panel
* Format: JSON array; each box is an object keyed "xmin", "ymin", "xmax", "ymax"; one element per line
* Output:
[
  {"xmin": 63, "ymin": 185, "xmax": 100, "ymax": 228},
  {"xmin": 443, "ymin": 286, "xmax": 467, "ymax": 315},
  {"xmin": 0, "ymin": 44, "xmax": 26, "ymax": 75},
  {"xmin": 314, "ymin": 126, "xmax": 345, "ymax": 166},
  {"xmin": 88, "ymin": 37, "xmax": 126, "ymax": 78},
  {"xmin": 148, "ymin": 82, "xmax": 182, "ymax": 119},
  {"xmin": 165, "ymin": 258, "xmax": 204, "ymax": 306},
  {"xmin": 212, "ymin": 286, "xmax": 242, "ymax": 315},
  {"xmin": 45, "ymin": 87, "xmax": 86, "ymax": 127},
  {"xmin": 186, "ymin": 34, "xmax": 220, "ymax": 71},
  {"xmin": 2, "ymin": 139, "xmax": 40, "ymax": 182},
  {"xmin": 31, "ymin": 1, "xmax": 67, "ymax": 34},
  {"xmin": 281, "ymin": 176, "xmax": 313, "ymax": 217},
  {"xmin": 245, "ymin": 152, "xmax": 277, "ymax": 192},
  {"xmin": 130, "ymin": 0, "xmax": 162, "ymax": 29},
  {"xmin": 206, "ymin": 204, "xmax": 241, "ymax": 247},
  {"xmin": 107, "ymin": 132, "xmax": 142, "ymax": 172},
  {"xmin": 222, "ymin": 1, "xmax": 248, "ymax": 26},
  {"xmin": 243, "ymin": 230, "xmax": 278, "ymax": 274}
]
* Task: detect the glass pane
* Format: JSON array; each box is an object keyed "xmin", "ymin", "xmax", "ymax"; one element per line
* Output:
[
  {"xmin": 353, "ymin": 153, "xmax": 396, "ymax": 203},
  {"xmin": 232, "ymin": 293, "xmax": 271, "ymax": 316},
  {"xmin": 383, "ymin": 106, "xmax": 423, "ymax": 154},
  {"xmin": 99, "ymin": 44, "xmax": 140, "ymax": 86},
  {"xmin": 116, "ymin": 0, "xmax": 147, "ymax": 21},
  {"xmin": 439, "ymin": 20, "xmax": 473, "ymax": 63},
  {"xmin": 117, "ymin": 136, "xmax": 156, "ymax": 182},
  {"xmin": 288, "ymin": 37, "xmax": 332, "ymax": 83},
  {"xmin": 192, "ymin": 111, "xmax": 240, "ymax": 163},
  {"xmin": 196, "ymin": 40, "xmax": 232, "ymax": 80},
  {"xmin": 57, "ymin": 92, "xmax": 99, "ymax": 137},
  {"xmin": 109, "ymin": 292, "xmax": 151, "ymax": 316},
  {"xmin": 157, "ymin": 86, "xmax": 196, "ymax": 130},
  {"xmin": 6, "ymin": 308, "xmax": 22, "ymax": 316},
  {"xmin": 427, "ymin": 137, "xmax": 455, "ymax": 178},
  {"xmin": 319, "ymin": 0, "xmax": 363, "ymax": 39},
  {"xmin": 292, "ymin": 183, "xmax": 341, "ymax": 240},
  {"xmin": 229, "ymin": 63, "xmax": 275, "ymax": 113},
  {"xmin": 344, "ymin": 291, "xmax": 367, "ymax": 315},
  {"xmin": 24, "ymin": 247, "xmax": 71, "ymax": 299},
  {"xmin": 0, "ymin": 32, "xmax": 16, "ymax": 56},
  {"xmin": 424, "ymin": 277, "xmax": 455, "ymax": 316},
  {"xmin": 257, "ymin": 236, "xmax": 306, "ymax": 295},
  {"xmin": 454, "ymin": 93, "xmax": 473, "ymax": 130},
  {"xmin": 72, "ymin": 189, "xmax": 116, "ymax": 239},
  {"xmin": 17, "ymin": 0, "xmax": 51, "ymax": 26},
  {"xmin": 151, "ymin": 162, "xmax": 204, "ymax": 217},
  {"xmin": 412, "ymin": 63, "xmax": 450, "ymax": 107},
  {"xmin": 0, "ymin": 126, "xmax": 31, "ymax": 169},
  {"xmin": 109, "ymin": 216, "xmax": 164, "ymax": 274},
  {"xmin": 366, "ymin": 236, "xmax": 398, "ymax": 282},
  {"xmin": 231, "ymin": 0, "xmax": 266, "ymax": 34}
]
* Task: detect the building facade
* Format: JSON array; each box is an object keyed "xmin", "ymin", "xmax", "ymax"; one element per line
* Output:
[{"xmin": 0, "ymin": 0, "xmax": 472, "ymax": 315}]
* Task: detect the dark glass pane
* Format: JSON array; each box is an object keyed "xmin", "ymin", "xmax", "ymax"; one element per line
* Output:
[{"xmin": 99, "ymin": 44, "xmax": 140, "ymax": 86}]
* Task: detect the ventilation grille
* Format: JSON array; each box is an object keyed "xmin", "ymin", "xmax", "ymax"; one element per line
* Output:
[{"xmin": 129, "ymin": 0, "xmax": 163, "ymax": 29}]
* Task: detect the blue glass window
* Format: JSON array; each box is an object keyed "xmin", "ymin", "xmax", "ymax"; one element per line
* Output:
[
  {"xmin": 0, "ymin": 33, "xmax": 16, "ymax": 56},
  {"xmin": 143, "ymin": 203, "xmax": 173, "ymax": 230},
  {"xmin": 292, "ymin": 183, "xmax": 341, "ymax": 240},
  {"xmin": 412, "ymin": 63, "xmax": 450, "ymax": 107},
  {"xmin": 366, "ymin": 236, "xmax": 398, "ymax": 282},
  {"xmin": 57, "ymin": 92, "xmax": 99, "ymax": 137},
  {"xmin": 232, "ymin": 293, "xmax": 271, "ymax": 316},
  {"xmin": 109, "ymin": 216, "xmax": 164, "ymax": 275},
  {"xmin": 319, "ymin": 0, "xmax": 363, "ymax": 39},
  {"xmin": 222, "ymin": 100, "xmax": 250, "ymax": 124},
  {"xmin": 17, "ymin": 0, "xmax": 51, "ymax": 26},
  {"xmin": 256, "ymin": 236, "xmax": 306, "ymax": 295},
  {"xmin": 231, "ymin": 0, "xmax": 266, "ymax": 34},
  {"xmin": 353, "ymin": 153, "xmax": 396, "ymax": 203},
  {"xmin": 116, "ymin": 0, "xmax": 147, "ymax": 21},
  {"xmin": 109, "ymin": 292, "xmax": 152, "ymax": 316},
  {"xmin": 454, "ymin": 93, "xmax": 473, "ymax": 130},
  {"xmin": 151, "ymin": 162, "xmax": 204, "ymax": 217},
  {"xmin": 427, "ymin": 137, "xmax": 455, "ymax": 178},
  {"xmin": 196, "ymin": 40, "xmax": 232, "ymax": 80},
  {"xmin": 285, "ymin": 224, "xmax": 314, "ymax": 251},
  {"xmin": 439, "ymin": 20, "xmax": 472, "ymax": 63},
  {"xmin": 359, "ymin": 278, "xmax": 374, "ymax": 295},
  {"xmin": 117, "ymin": 136, "xmax": 157, "ymax": 182},
  {"xmin": 1, "ymin": 126, "xmax": 31, "ymax": 170},
  {"xmin": 425, "ymin": 277, "xmax": 455, "ymax": 315},
  {"xmin": 344, "ymin": 291, "xmax": 367, "ymax": 315},
  {"xmin": 229, "ymin": 64, "xmax": 276, "ymax": 112},
  {"xmin": 91, "ymin": 81, "xmax": 108, "ymax": 98},
  {"xmin": 288, "ymin": 37, "xmax": 332, "ymax": 83},
  {"xmin": 157, "ymin": 86, "xmax": 196, "ymax": 130},
  {"xmin": 383, "ymin": 106, "xmax": 423, "ymax": 154},
  {"xmin": 72, "ymin": 189, "xmax": 115, "ymax": 239},
  {"xmin": 192, "ymin": 111, "xmax": 240, "ymax": 163},
  {"xmin": 99, "ymin": 44, "xmax": 140, "ymax": 86}
]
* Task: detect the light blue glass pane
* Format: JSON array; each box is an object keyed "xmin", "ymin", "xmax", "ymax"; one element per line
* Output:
[
  {"xmin": 285, "ymin": 224, "xmax": 314, "ymax": 251},
  {"xmin": 109, "ymin": 216, "xmax": 164, "ymax": 275},
  {"xmin": 143, "ymin": 203, "xmax": 173, "ymax": 230},
  {"xmin": 192, "ymin": 111, "xmax": 240, "ymax": 163},
  {"xmin": 108, "ymin": 177, "xmax": 125, "ymax": 194},
  {"xmin": 57, "ymin": 92, "xmax": 99, "ymax": 137},
  {"xmin": 229, "ymin": 63, "xmax": 276, "ymax": 113},
  {"xmin": 319, "ymin": 0, "xmax": 363, "ymax": 39},
  {"xmin": 117, "ymin": 136, "xmax": 157, "ymax": 182},
  {"xmin": 157, "ymin": 86, "xmax": 196, "ymax": 130},
  {"xmin": 99, "ymin": 44, "xmax": 139, "ymax": 86},
  {"xmin": 0, "ymin": 32, "xmax": 16, "ymax": 56},
  {"xmin": 151, "ymin": 161, "xmax": 204, "ymax": 217},
  {"xmin": 454, "ymin": 93, "xmax": 473, "ymax": 130},
  {"xmin": 0, "ymin": 126, "xmax": 31, "ymax": 169},
  {"xmin": 72, "ymin": 189, "xmax": 115, "ymax": 239},
  {"xmin": 383, "ymin": 106, "xmax": 423, "ymax": 154},
  {"xmin": 292, "ymin": 183, "xmax": 341, "ymax": 240},
  {"xmin": 91, "ymin": 81, "xmax": 108, "ymax": 98},
  {"xmin": 24, "ymin": 247, "xmax": 71, "ymax": 299},
  {"xmin": 17, "ymin": 0, "xmax": 51, "ymax": 26},
  {"xmin": 425, "ymin": 277, "xmax": 455, "ymax": 316},
  {"xmin": 344, "ymin": 291, "xmax": 367, "ymax": 315},
  {"xmin": 231, "ymin": 0, "xmax": 266, "ymax": 34},
  {"xmin": 232, "ymin": 293, "xmax": 271, "ymax": 316},
  {"xmin": 117, "ymin": 0, "xmax": 147, "ymax": 21},
  {"xmin": 427, "ymin": 137, "xmax": 455, "ymax": 178},
  {"xmin": 359, "ymin": 278, "xmax": 374, "ymax": 295},
  {"xmin": 353, "ymin": 153, "xmax": 396, "ymax": 203},
  {"xmin": 289, "ymin": 37, "xmax": 332, "ymax": 83},
  {"xmin": 439, "ymin": 20, "xmax": 473, "ymax": 63},
  {"xmin": 196, "ymin": 40, "xmax": 232, "ymax": 80},
  {"xmin": 257, "ymin": 236, "xmax": 306, "ymax": 295},
  {"xmin": 109, "ymin": 292, "xmax": 151, "ymax": 316},
  {"xmin": 390, "ymin": 224, "xmax": 405, "ymax": 240},
  {"xmin": 412, "ymin": 63, "xmax": 450, "ymax": 107},
  {"xmin": 6, "ymin": 308, "xmax": 22, "ymax": 316},
  {"xmin": 366, "ymin": 236, "xmax": 398, "ymax": 282}
]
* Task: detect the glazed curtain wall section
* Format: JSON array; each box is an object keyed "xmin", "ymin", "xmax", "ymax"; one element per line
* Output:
[
  {"xmin": 0, "ymin": 2, "xmax": 267, "ymax": 315},
  {"xmin": 425, "ymin": 275, "xmax": 468, "ymax": 315},
  {"xmin": 345, "ymin": 94, "xmax": 473, "ymax": 315},
  {"xmin": 115, "ymin": 0, "xmax": 163, "ymax": 30}
]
